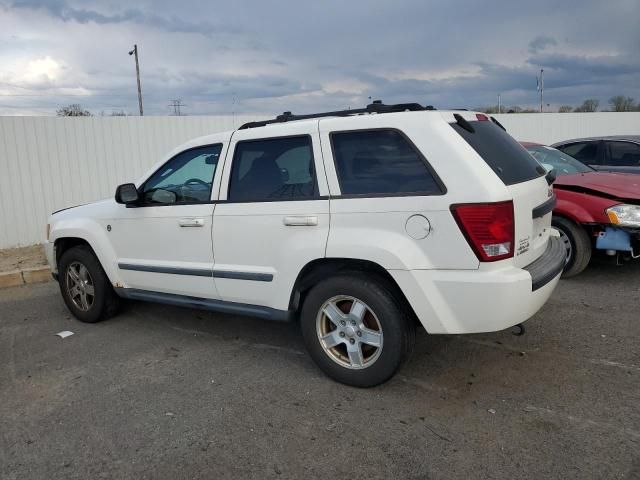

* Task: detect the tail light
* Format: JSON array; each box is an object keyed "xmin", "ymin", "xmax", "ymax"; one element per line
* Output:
[{"xmin": 451, "ymin": 201, "xmax": 514, "ymax": 262}]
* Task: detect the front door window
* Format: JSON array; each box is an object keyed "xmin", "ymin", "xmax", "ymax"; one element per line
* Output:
[{"xmin": 142, "ymin": 144, "xmax": 222, "ymax": 204}]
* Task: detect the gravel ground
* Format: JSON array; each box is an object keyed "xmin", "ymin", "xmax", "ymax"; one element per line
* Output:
[{"xmin": 1, "ymin": 259, "xmax": 638, "ymax": 479}]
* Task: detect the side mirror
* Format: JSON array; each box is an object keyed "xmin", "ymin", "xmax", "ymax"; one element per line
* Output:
[{"xmin": 115, "ymin": 183, "xmax": 140, "ymax": 205}]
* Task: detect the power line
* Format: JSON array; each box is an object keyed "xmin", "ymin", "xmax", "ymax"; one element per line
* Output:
[{"xmin": 169, "ymin": 99, "xmax": 185, "ymax": 116}]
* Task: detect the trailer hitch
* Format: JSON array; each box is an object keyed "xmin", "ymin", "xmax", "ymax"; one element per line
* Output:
[{"xmin": 511, "ymin": 323, "xmax": 526, "ymax": 336}]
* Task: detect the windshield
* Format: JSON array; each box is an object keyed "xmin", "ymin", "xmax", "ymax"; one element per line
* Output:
[{"xmin": 525, "ymin": 145, "xmax": 594, "ymax": 176}]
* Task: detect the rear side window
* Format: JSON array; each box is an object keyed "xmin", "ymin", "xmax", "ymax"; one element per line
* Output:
[
  {"xmin": 606, "ymin": 141, "xmax": 640, "ymax": 166},
  {"xmin": 228, "ymin": 136, "xmax": 317, "ymax": 202},
  {"xmin": 451, "ymin": 120, "xmax": 544, "ymax": 185},
  {"xmin": 330, "ymin": 129, "xmax": 443, "ymax": 196},
  {"xmin": 558, "ymin": 141, "xmax": 599, "ymax": 164}
]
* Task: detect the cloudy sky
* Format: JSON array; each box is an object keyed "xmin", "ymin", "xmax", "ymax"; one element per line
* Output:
[{"xmin": 0, "ymin": 0, "xmax": 638, "ymax": 116}]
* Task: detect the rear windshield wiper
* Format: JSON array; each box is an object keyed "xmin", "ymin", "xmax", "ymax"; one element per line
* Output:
[
  {"xmin": 453, "ymin": 113, "xmax": 475, "ymax": 133},
  {"xmin": 490, "ymin": 116, "xmax": 506, "ymax": 131}
]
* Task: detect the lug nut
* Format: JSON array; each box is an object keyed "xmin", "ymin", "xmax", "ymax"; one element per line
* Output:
[
  {"xmin": 339, "ymin": 332, "xmax": 345, "ymax": 337},
  {"xmin": 351, "ymin": 320, "xmax": 356, "ymax": 326},
  {"xmin": 340, "ymin": 320, "xmax": 346, "ymax": 326},
  {"xmin": 349, "ymin": 338, "xmax": 355, "ymax": 344},
  {"xmin": 357, "ymin": 331, "xmax": 362, "ymax": 337}
]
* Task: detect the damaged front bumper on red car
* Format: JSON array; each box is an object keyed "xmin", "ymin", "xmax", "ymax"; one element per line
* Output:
[{"xmin": 595, "ymin": 226, "xmax": 640, "ymax": 259}]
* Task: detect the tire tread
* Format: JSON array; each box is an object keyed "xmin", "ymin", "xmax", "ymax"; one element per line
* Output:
[
  {"xmin": 553, "ymin": 216, "xmax": 592, "ymax": 278},
  {"xmin": 58, "ymin": 245, "xmax": 120, "ymax": 323}
]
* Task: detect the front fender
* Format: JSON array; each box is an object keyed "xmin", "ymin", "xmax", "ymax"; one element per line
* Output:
[
  {"xmin": 554, "ymin": 190, "xmax": 617, "ymax": 224},
  {"xmin": 49, "ymin": 217, "xmax": 122, "ymax": 286}
]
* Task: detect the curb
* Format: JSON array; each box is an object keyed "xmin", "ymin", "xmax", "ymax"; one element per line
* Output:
[{"xmin": 0, "ymin": 266, "xmax": 52, "ymax": 289}]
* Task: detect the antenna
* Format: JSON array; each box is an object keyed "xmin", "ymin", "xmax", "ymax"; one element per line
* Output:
[{"xmin": 169, "ymin": 99, "xmax": 185, "ymax": 116}]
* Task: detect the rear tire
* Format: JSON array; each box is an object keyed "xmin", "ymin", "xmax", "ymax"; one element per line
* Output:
[
  {"xmin": 552, "ymin": 216, "xmax": 592, "ymax": 278},
  {"xmin": 300, "ymin": 273, "xmax": 415, "ymax": 387},
  {"xmin": 58, "ymin": 246, "xmax": 120, "ymax": 323}
]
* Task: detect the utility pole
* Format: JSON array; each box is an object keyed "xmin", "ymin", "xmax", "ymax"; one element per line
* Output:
[
  {"xmin": 169, "ymin": 99, "xmax": 185, "ymax": 116},
  {"xmin": 536, "ymin": 68, "xmax": 544, "ymax": 113},
  {"xmin": 232, "ymin": 91, "xmax": 236, "ymax": 128},
  {"xmin": 498, "ymin": 93, "xmax": 501, "ymax": 114},
  {"xmin": 128, "ymin": 44, "xmax": 144, "ymax": 116}
]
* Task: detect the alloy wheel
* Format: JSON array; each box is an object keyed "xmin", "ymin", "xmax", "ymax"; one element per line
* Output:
[
  {"xmin": 66, "ymin": 261, "xmax": 95, "ymax": 311},
  {"xmin": 557, "ymin": 228, "xmax": 573, "ymax": 265},
  {"xmin": 316, "ymin": 295, "xmax": 384, "ymax": 370}
]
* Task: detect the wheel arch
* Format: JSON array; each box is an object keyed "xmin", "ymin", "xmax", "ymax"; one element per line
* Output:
[
  {"xmin": 52, "ymin": 232, "xmax": 121, "ymax": 287},
  {"xmin": 552, "ymin": 213, "xmax": 594, "ymax": 238},
  {"xmin": 289, "ymin": 258, "xmax": 419, "ymax": 323},
  {"xmin": 54, "ymin": 237, "xmax": 94, "ymax": 267}
]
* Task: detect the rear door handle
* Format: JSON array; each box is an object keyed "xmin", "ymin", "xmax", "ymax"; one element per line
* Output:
[
  {"xmin": 179, "ymin": 218, "xmax": 205, "ymax": 227},
  {"xmin": 283, "ymin": 216, "xmax": 318, "ymax": 226}
]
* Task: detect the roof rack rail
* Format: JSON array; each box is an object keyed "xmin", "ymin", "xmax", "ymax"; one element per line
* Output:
[{"xmin": 238, "ymin": 100, "xmax": 436, "ymax": 129}]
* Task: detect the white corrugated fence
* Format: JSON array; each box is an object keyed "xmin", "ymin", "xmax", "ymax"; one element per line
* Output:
[{"xmin": 0, "ymin": 112, "xmax": 638, "ymax": 248}]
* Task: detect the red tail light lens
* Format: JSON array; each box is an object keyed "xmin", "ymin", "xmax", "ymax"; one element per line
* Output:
[{"xmin": 451, "ymin": 201, "xmax": 514, "ymax": 262}]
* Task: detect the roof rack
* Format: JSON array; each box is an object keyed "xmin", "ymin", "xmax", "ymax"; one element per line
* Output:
[{"xmin": 238, "ymin": 100, "xmax": 436, "ymax": 129}]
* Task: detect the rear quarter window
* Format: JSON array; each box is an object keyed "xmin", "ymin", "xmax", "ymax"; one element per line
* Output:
[
  {"xmin": 330, "ymin": 129, "xmax": 444, "ymax": 196},
  {"xmin": 451, "ymin": 120, "xmax": 544, "ymax": 185}
]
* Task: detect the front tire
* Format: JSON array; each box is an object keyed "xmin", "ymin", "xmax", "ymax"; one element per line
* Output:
[
  {"xmin": 58, "ymin": 245, "xmax": 120, "ymax": 323},
  {"xmin": 300, "ymin": 274, "xmax": 415, "ymax": 387},
  {"xmin": 552, "ymin": 216, "xmax": 592, "ymax": 278}
]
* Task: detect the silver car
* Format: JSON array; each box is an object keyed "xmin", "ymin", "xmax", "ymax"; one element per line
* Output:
[{"xmin": 552, "ymin": 136, "xmax": 640, "ymax": 174}]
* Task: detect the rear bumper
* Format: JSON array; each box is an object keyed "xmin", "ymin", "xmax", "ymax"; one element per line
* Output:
[
  {"xmin": 523, "ymin": 236, "xmax": 566, "ymax": 290},
  {"xmin": 389, "ymin": 237, "xmax": 563, "ymax": 334}
]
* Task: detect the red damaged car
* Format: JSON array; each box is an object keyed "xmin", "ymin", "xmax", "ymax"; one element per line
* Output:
[{"xmin": 522, "ymin": 142, "xmax": 640, "ymax": 277}]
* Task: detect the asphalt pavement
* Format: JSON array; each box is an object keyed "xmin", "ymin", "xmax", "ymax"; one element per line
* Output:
[{"xmin": 1, "ymin": 259, "xmax": 639, "ymax": 479}]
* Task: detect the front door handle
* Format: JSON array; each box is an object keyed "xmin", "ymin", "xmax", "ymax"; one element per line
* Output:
[
  {"xmin": 179, "ymin": 218, "xmax": 205, "ymax": 227},
  {"xmin": 283, "ymin": 216, "xmax": 318, "ymax": 226}
]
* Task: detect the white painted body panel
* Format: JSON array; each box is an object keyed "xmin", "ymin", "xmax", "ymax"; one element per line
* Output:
[
  {"xmin": 47, "ymin": 199, "xmax": 126, "ymax": 283},
  {"xmin": 390, "ymin": 260, "xmax": 560, "ymax": 334},
  {"xmin": 507, "ymin": 178, "xmax": 554, "ymax": 268},
  {"xmin": 108, "ymin": 203, "xmax": 218, "ymax": 298},
  {"xmin": 212, "ymin": 201, "xmax": 329, "ymax": 309}
]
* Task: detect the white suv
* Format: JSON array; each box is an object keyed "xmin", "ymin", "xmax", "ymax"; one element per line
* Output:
[{"xmin": 45, "ymin": 102, "xmax": 565, "ymax": 387}]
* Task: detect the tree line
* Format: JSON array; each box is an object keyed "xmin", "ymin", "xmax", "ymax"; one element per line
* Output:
[
  {"xmin": 55, "ymin": 104, "xmax": 130, "ymax": 117},
  {"xmin": 56, "ymin": 95, "xmax": 640, "ymax": 117},
  {"xmin": 480, "ymin": 95, "xmax": 640, "ymax": 114}
]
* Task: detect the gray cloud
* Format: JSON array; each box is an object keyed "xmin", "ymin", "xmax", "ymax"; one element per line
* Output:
[
  {"xmin": 528, "ymin": 35, "xmax": 557, "ymax": 53},
  {"xmin": 8, "ymin": 0, "xmax": 243, "ymax": 36},
  {"xmin": 528, "ymin": 53, "xmax": 640, "ymax": 77}
]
